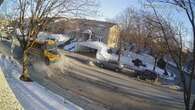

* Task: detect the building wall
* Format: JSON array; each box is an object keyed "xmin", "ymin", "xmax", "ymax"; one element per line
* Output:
[
  {"xmin": 107, "ymin": 25, "xmax": 121, "ymax": 48},
  {"xmin": 46, "ymin": 19, "xmax": 121, "ymax": 47}
]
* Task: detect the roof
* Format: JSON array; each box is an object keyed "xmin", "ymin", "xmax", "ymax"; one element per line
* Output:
[
  {"xmin": 53, "ymin": 17, "xmax": 117, "ymax": 28},
  {"xmin": 47, "ymin": 17, "xmax": 118, "ymax": 34},
  {"xmin": 55, "ymin": 16, "xmax": 116, "ymax": 23}
]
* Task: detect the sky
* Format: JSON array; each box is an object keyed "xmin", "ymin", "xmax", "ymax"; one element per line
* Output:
[{"xmin": 97, "ymin": 0, "xmax": 142, "ymax": 20}]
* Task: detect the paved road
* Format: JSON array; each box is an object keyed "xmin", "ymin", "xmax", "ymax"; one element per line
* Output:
[{"xmin": 30, "ymin": 52, "xmax": 186, "ymax": 110}]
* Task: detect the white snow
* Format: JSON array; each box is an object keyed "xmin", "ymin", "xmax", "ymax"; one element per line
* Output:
[
  {"xmin": 78, "ymin": 41, "xmax": 108, "ymax": 50},
  {"xmin": 64, "ymin": 41, "xmax": 108, "ymax": 52},
  {"xmin": 37, "ymin": 32, "xmax": 70, "ymax": 46},
  {"xmin": 96, "ymin": 47, "xmax": 176, "ymax": 81},
  {"xmin": 64, "ymin": 42, "xmax": 77, "ymax": 52},
  {"xmin": 0, "ymin": 55, "xmax": 83, "ymax": 110}
]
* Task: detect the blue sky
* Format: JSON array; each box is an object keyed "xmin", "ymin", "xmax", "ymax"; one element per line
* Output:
[{"xmin": 98, "ymin": 0, "xmax": 142, "ymax": 20}]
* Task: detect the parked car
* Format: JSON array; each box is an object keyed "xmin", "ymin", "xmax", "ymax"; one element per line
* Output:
[
  {"xmin": 96, "ymin": 60, "xmax": 124, "ymax": 72},
  {"xmin": 136, "ymin": 69, "xmax": 158, "ymax": 81}
]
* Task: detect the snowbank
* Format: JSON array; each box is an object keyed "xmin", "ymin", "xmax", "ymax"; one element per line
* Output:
[
  {"xmin": 78, "ymin": 41, "xmax": 108, "ymax": 50},
  {"xmin": 0, "ymin": 54, "xmax": 83, "ymax": 110},
  {"xmin": 0, "ymin": 67, "xmax": 23, "ymax": 110},
  {"xmin": 64, "ymin": 42, "xmax": 77, "ymax": 52},
  {"xmin": 37, "ymin": 32, "xmax": 70, "ymax": 45},
  {"xmin": 64, "ymin": 41, "xmax": 108, "ymax": 52}
]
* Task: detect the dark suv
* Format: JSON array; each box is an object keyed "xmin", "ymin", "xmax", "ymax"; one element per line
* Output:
[
  {"xmin": 96, "ymin": 60, "xmax": 124, "ymax": 72},
  {"xmin": 136, "ymin": 69, "xmax": 158, "ymax": 81}
]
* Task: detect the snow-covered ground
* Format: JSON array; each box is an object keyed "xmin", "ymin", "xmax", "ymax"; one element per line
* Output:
[
  {"xmin": 64, "ymin": 40, "xmax": 108, "ymax": 52},
  {"xmin": 0, "ymin": 54, "xmax": 83, "ymax": 110},
  {"xmin": 64, "ymin": 42, "xmax": 77, "ymax": 52},
  {"xmin": 0, "ymin": 68, "xmax": 23, "ymax": 110}
]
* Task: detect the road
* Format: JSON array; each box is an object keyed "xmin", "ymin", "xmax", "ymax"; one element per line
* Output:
[{"xmin": 30, "ymin": 51, "xmax": 185, "ymax": 110}]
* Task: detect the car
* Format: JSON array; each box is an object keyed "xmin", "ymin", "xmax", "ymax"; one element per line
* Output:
[
  {"xmin": 96, "ymin": 60, "xmax": 124, "ymax": 72},
  {"xmin": 136, "ymin": 69, "xmax": 158, "ymax": 81}
]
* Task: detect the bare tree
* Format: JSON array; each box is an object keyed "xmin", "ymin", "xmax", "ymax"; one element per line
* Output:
[
  {"xmin": 115, "ymin": 8, "xmax": 163, "ymax": 51},
  {"xmin": 143, "ymin": 12, "xmax": 179, "ymax": 71},
  {"xmin": 115, "ymin": 7, "xmax": 169, "ymax": 72},
  {"xmin": 146, "ymin": 0, "xmax": 195, "ymax": 110},
  {"xmin": 14, "ymin": 0, "xmax": 98, "ymax": 81},
  {"xmin": 115, "ymin": 8, "xmax": 143, "ymax": 49}
]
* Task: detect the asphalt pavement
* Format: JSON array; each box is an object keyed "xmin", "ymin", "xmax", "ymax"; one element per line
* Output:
[{"xmin": 30, "ymin": 52, "xmax": 186, "ymax": 110}]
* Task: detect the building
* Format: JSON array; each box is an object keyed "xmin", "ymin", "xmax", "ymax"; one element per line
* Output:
[{"xmin": 46, "ymin": 18, "xmax": 121, "ymax": 48}]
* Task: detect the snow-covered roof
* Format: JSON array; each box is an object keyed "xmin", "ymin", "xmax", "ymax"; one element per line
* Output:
[
  {"xmin": 78, "ymin": 41, "xmax": 108, "ymax": 50},
  {"xmin": 37, "ymin": 32, "xmax": 70, "ymax": 42}
]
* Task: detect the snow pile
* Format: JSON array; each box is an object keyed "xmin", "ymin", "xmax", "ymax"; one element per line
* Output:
[
  {"xmin": 37, "ymin": 32, "xmax": 70, "ymax": 45},
  {"xmin": 64, "ymin": 42, "xmax": 77, "ymax": 52},
  {"xmin": 64, "ymin": 41, "xmax": 108, "ymax": 52},
  {"xmin": 96, "ymin": 48, "xmax": 117, "ymax": 61},
  {"xmin": 78, "ymin": 41, "xmax": 108, "ymax": 50},
  {"xmin": 0, "ymin": 54, "xmax": 83, "ymax": 110},
  {"xmin": 0, "ymin": 68, "xmax": 23, "ymax": 110}
]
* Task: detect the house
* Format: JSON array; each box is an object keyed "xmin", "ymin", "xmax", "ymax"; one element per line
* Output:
[{"xmin": 45, "ymin": 18, "xmax": 121, "ymax": 48}]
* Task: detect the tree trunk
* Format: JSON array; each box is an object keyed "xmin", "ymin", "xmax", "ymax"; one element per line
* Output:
[
  {"xmin": 19, "ymin": 49, "xmax": 32, "ymax": 82},
  {"xmin": 118, "ymin": 39, "xmax": 122, "ymax": 63},
  {"xmin": 11, "ymin": 38, "xmax": 14, "ymax": 54},
  {"xmin": 153, "ymin": 57, "xmax": 157, "ymax": 71},
  {"xmin": 191, "ymin": 99, "xmax": 195, "ymax": 110},
  {"xmin": 118, "ymin": 52, "xmax": 121, "ymax": 62}
]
